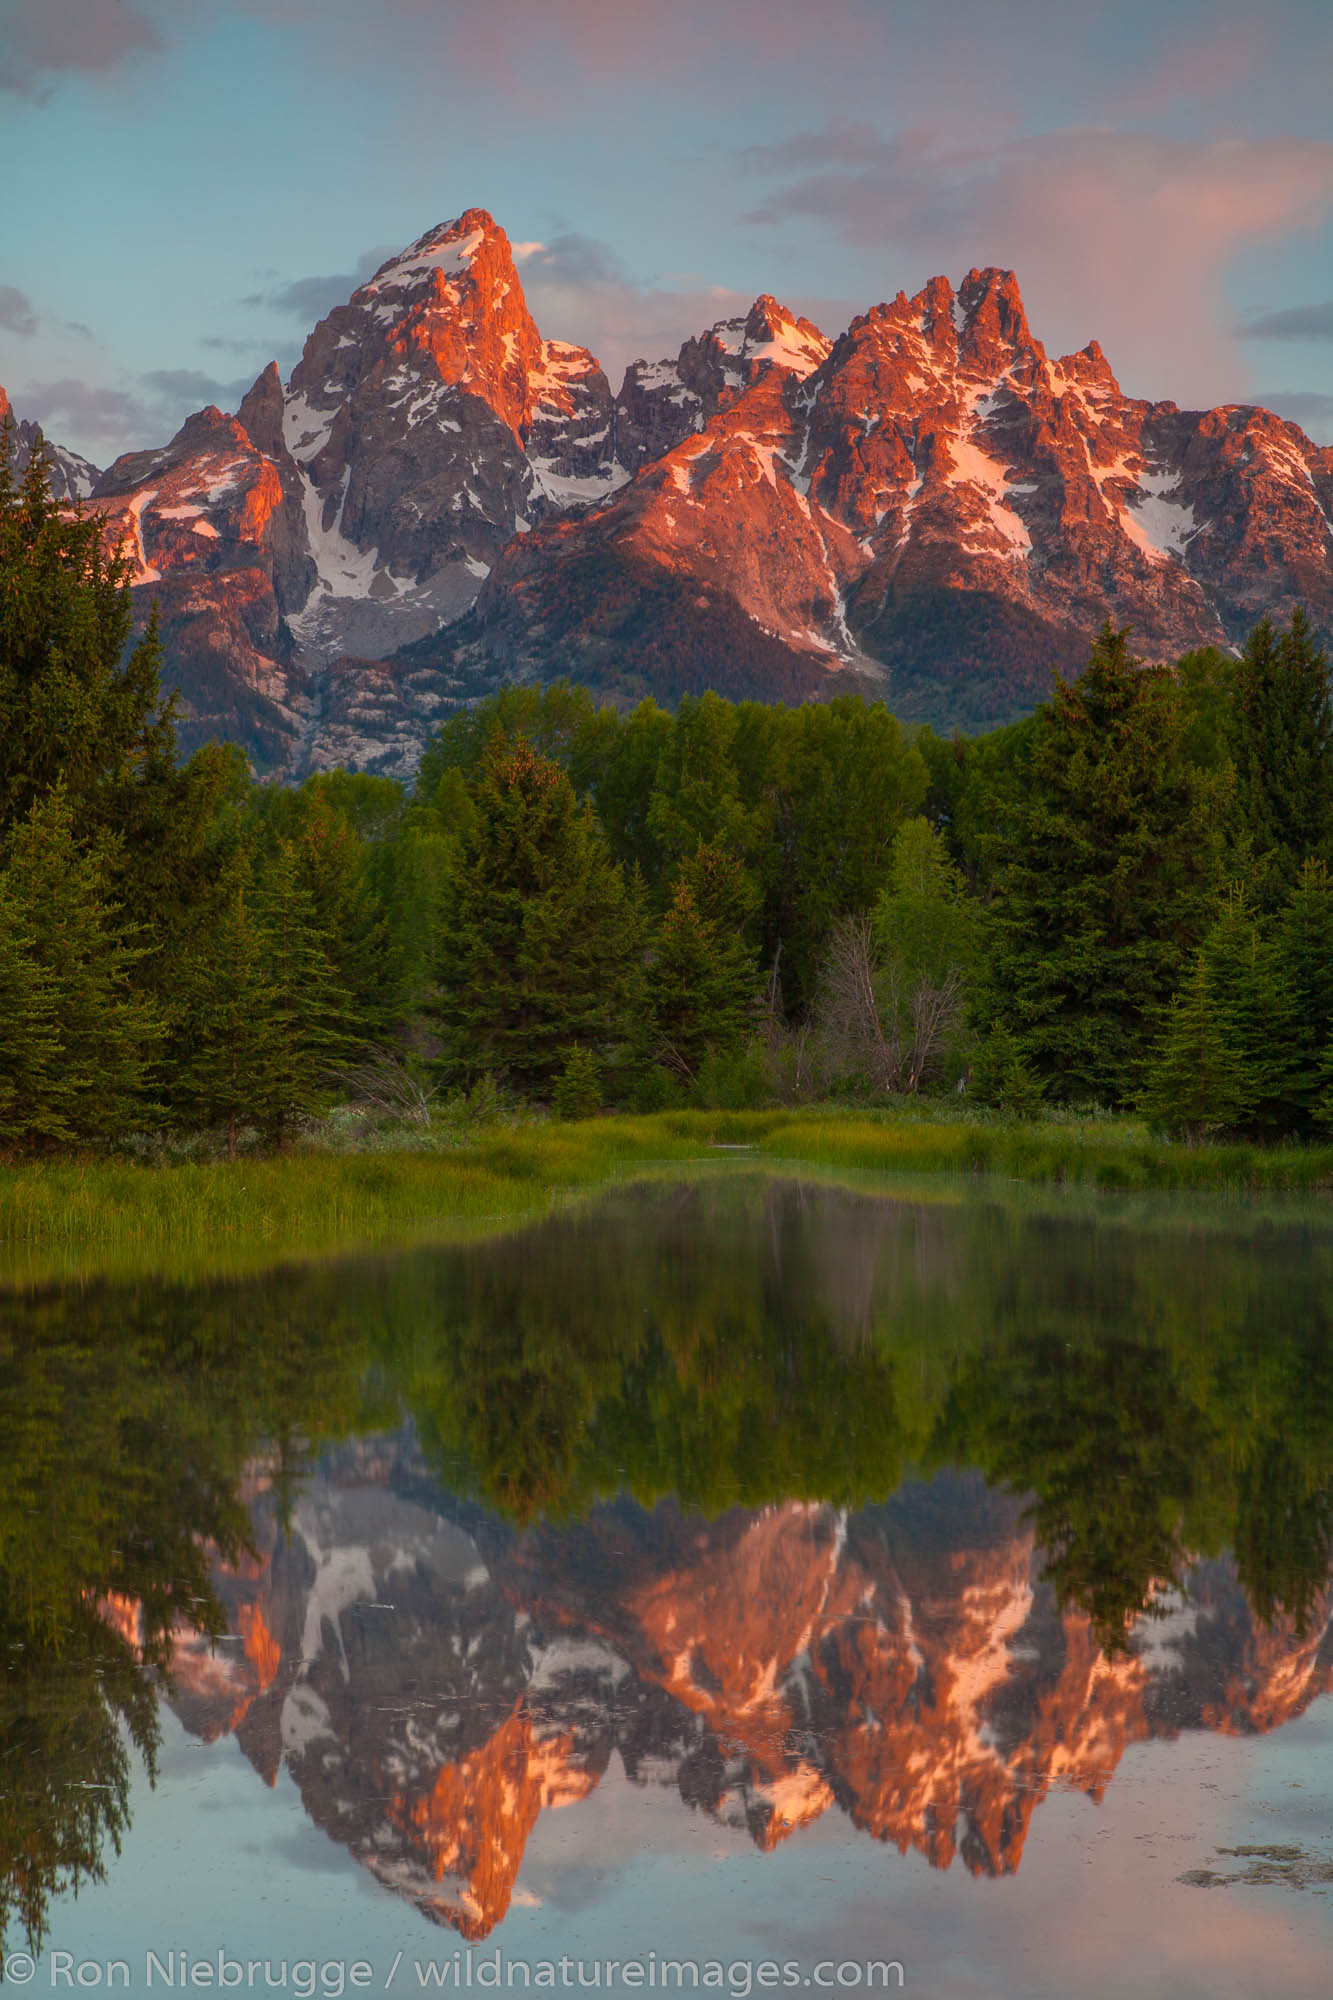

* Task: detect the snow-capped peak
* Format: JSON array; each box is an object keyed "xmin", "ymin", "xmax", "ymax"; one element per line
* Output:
[
  {"xmin": 728, "ymin": 296, "xmax": 832, "ymax": 379},
  {"xmin": 358, "ymin": 209, "xmax": 498, "ymax": 298}
]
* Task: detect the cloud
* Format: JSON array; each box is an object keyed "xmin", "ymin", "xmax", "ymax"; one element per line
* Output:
[
  {"xmin": 738, "ymin": 126, "xmax": 1333, "ymax": 404},
  {"xmin": 436, "ymin": 0, "xmax": 872, "ymax": 92},
  {"xmin": 1240, "ymin": 301, "xmax": 1333, "ymax": 341},
  {"xmin": 16, "ymin": 378, "xmax": 156, "ymax": 462},
  {"xmin": 17, "ymin": 365, "xmax": 253, "ymax": 466},
  {"xmin": 516, "ymin": 233, "xmax": 627, "ymax": 288},
  {"xmin": 141, "ymin": 367, "xmax": 253, "ymax": 406},
  {"xmin": 0, "ymin": 285, "xmax": 38, "ymax": 336},
  {"xmin": 0, "ymin": 0, "xmax": 159, "ymax": 97},
  {"xmin": 241, "ymin": 247, "xmax": 398, "ymax": 323},
  {"xmin": 0, "ymin": 288, "xmax": 93, "ymax": 341},
  {"xmin": 201, "ymin": 334, "xmax": 271, "ymax": 355},
  {"xmin": 511, "ymin": 231, "xmax": 856, "ymax": 387}
]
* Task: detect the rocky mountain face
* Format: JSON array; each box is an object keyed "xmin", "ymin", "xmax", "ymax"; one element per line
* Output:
[
  {"xmin": 457, "ymin": 266, "xmax": 1333, "ymax": 732},
  {"xmin": 86, "ymin": 405, "xmax": 318, "ymax": 767},
  {"xmin": 12, "ymin": 211, "xmax": 1333, "ymax": 773},
  {"xmin": 0, "ymin": 385, "xmax": 99, "ymax": 502},
  {"xmin": 127, "ymin": 1440, "xmax": 1333, "ymax": 1940}
]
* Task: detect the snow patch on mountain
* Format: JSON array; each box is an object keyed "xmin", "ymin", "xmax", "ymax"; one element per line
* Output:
[
  {"xmin": 1128, "ymin": 471, "xmax": 1198, "ymax": 557},
  {"xmin": 363, "ymin": 226, "xmax": 486, "ymax": 296},
  {"xmin": 295, "ymin": 474, "xmax": 385, "ymax": 607},
  {"xmin": 283, "ymin": 391, "xmax": 337, "ymax": 465},
  {"xmin": 946, "ymin": 438, "xmax": 1031, "ymax": 555}
]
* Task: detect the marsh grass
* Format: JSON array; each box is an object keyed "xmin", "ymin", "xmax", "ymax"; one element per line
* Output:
[
  {"xmin": 2, "ymin": 1105, "xmax": 1331, "ymax": 1289},
  {"xmin": 756, "ymin": 1110, "xmax": 1333, "ymax": 1192}
]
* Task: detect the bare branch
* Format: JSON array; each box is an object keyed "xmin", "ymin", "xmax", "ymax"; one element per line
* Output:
[{"xmin": 341, "ymin": 1047, "xmax": 440, "ymax": 1129}]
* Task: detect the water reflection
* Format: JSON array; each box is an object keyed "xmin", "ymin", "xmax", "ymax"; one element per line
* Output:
[
  {"xmin": 163, "ymin": 1446, "xmax": 1333, "ymax": 1940},
  {"xmin": 4, "ymin": 1175, "xmax": 1333, "ymax": 1955}
]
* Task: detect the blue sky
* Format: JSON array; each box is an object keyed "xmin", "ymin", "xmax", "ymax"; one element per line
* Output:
[{"xmin": 2, "ymin": 0, "xmax": 1331, "ymax": 464}]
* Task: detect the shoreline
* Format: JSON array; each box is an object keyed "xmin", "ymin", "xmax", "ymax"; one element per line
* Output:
[{"xmin": 2, "ymin": 1108, "xmax": 1332, "ymax": 1290}]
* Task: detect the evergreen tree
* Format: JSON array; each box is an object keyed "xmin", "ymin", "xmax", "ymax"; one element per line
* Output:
[
  {"xmin": 1230, "ymin": 609, "xmax": 1333, "ymax": 898},
  {"xmin": 252, "ymin": 840, "xmax": 352, "ymax": 1143},
  {"xmin": 0, "ymin": 426, "xmax": 173, "ymax": 839},
  {"xmin": 987, "ymin": 625, "xmax": 1220, "ymax": 1103},
  {"xmin": 0, "ymin": 418, "xmax": 245, "ymax": 1058},
  {"xmin": 1315, "ymin": 1039, "xmax": 1333, "ymax": 1134},
  {"xmin": 1140, "ymin": 956, "xmax": 1252, "ymax": 1141},
  {"xmin": 675, "ymin": 838, "xmax": 759, "ymax": 934},
  {"xmin": 169, "ymin": 850, "xmax": 279, "ymax": 1156},
  {"xmin": 550, "ymin": 1046, "xmax": 604, "ymax": 1119},
  {"xmin": 290, "ymin": 786, "xmax": 399, "ymax": 1047},
  {"xmin": 0, "ymin": 788, "xmax": 160, "ymax": 1145},
  {"xmin": 968, "ymin": 1023, "xmax": 1046, "ymax": 1117},
  {"xmin": 650, "ymin": 874, "xmax": 757, "ymax": 1082},
  {"xmin": 433, "ymin": 736, "xmax": 644, "ymax": 1095},
  {"xmin": 1202, "ymin": 888, "xmax": 1301, "ymax": 1134},
  {"xmin": 1274, "ymin": 858, "xmax": 1333, "ymax": 1131},
  {"xmin": 0, "ymin": 880, "xmax": 63, "ymax": 1149}
]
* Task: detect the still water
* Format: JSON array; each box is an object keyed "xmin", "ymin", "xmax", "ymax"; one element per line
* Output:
[{"xmin": 6, "ymin": 1173, "xmax": 1333, "ymax": 1998}]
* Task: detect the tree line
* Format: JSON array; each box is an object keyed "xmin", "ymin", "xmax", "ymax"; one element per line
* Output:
[{"xmin": 2, "ymin": 427, "xmax": 1331, "ymax": 1149}]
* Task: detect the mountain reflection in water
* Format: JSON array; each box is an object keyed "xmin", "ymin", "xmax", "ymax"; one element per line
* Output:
[{"xmin": 5, "ymin": 1174, "xmax": 1333, "ymax": 1956}]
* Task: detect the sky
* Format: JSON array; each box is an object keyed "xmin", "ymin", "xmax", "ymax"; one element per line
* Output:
[{"xmin": 1, "ymin": 0, "xmax": 1331, "ymax": 466}]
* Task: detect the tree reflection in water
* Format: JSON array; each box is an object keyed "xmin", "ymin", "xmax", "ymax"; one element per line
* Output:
[{"xmin": 4, "ymin": 1176, "xmax": 1333, "ymax": 1948}]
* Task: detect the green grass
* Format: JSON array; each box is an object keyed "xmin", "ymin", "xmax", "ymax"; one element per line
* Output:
[
  {"xmin": 2, "ymin": 1105, "xmax": 1331, "ymax": 1289},
  {"xmin": 753, "ymin": 1108, "xmax": 1333, "ymax": 1193}
]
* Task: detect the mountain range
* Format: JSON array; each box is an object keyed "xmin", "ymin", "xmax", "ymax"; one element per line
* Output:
[
  {"xmin": 108, "ymin": 1440, "xmax": 1333, "ymax": 1941},
  {"xmin": 8, "ymin": 209, "xmax": 1333, "ymax": 775}
]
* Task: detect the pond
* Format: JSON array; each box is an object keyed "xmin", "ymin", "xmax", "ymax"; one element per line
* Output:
[{"xmin": 5, "ymin": 1173, "xmax": 1333, "ymax": 1999}]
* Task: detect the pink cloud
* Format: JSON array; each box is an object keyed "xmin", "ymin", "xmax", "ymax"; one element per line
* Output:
[
  {"xmin": 437, "ymin": 0, "xmax": 869, "ymax": 88},
  {"xmin": 226, "ymin": 0, "xmax": 878, "ymax": 105}
]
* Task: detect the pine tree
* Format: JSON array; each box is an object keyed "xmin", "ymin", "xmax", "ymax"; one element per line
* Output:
[
  {"xmin": 969, "ymin": 1022, "xmax": 1046, "ymax": 1117},
  {"xmin": 433, "ymin": 736, "xmax": 644, "ymax": 1096},
  {"xmin": 0, "ymin": 787, "xmax": 160, "ymax": 1144},
  {"xmin": 675, "ymin": 838, "xmax": 760, "ymax": 936},
  {"xmin": 289, "ymin": 788, "xmax": 396, "ymax": 1049},
  {"xmin": 1231, "ymin": 608, "xmax": 1333, "ymax": 898},
  {"xmin": 1140, "ymin": 955, "xmax": 1251, "ymax": 1141},
  {"xmin": 165, "ymin": 850, "xmax": 278, "ymax": 1156},
  {"xmin": 988, "ymin": 625, "xmax": 1220, "ymax": 1104},
  {"xmin": 0, "ymin": 425, "xmax": 172, "ymax": 838},
  {"xmin": 0, "ymin": 418, "xmax": 242, "ymax": 1061},
  {"xmin": 1275, "ymin": 857, "xmax": 1333, "ymax": 1131},
  {"xmin": 0, "ymin": 880, "xmax": 63, "ymax": 1149},
  {"xmin": 650, "ymin": 875, "xmax": 757, "ymax": 1082},
  {"xmin": 1203, "ymin": 888, "xmax": 1301, "ymax": 1134},
  {"xmin": 252, "ymin": 840, "xmax": 352, "ymax": 1143},
  {"xmin": 1315, "ymin": 1039, "xmax": 1333, "ymax": 1134}
]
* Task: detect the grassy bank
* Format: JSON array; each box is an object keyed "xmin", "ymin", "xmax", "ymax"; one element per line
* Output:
[{"xmin": 2, "ymin": 1106, "xmax": 1331, "ymax": 1289}]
